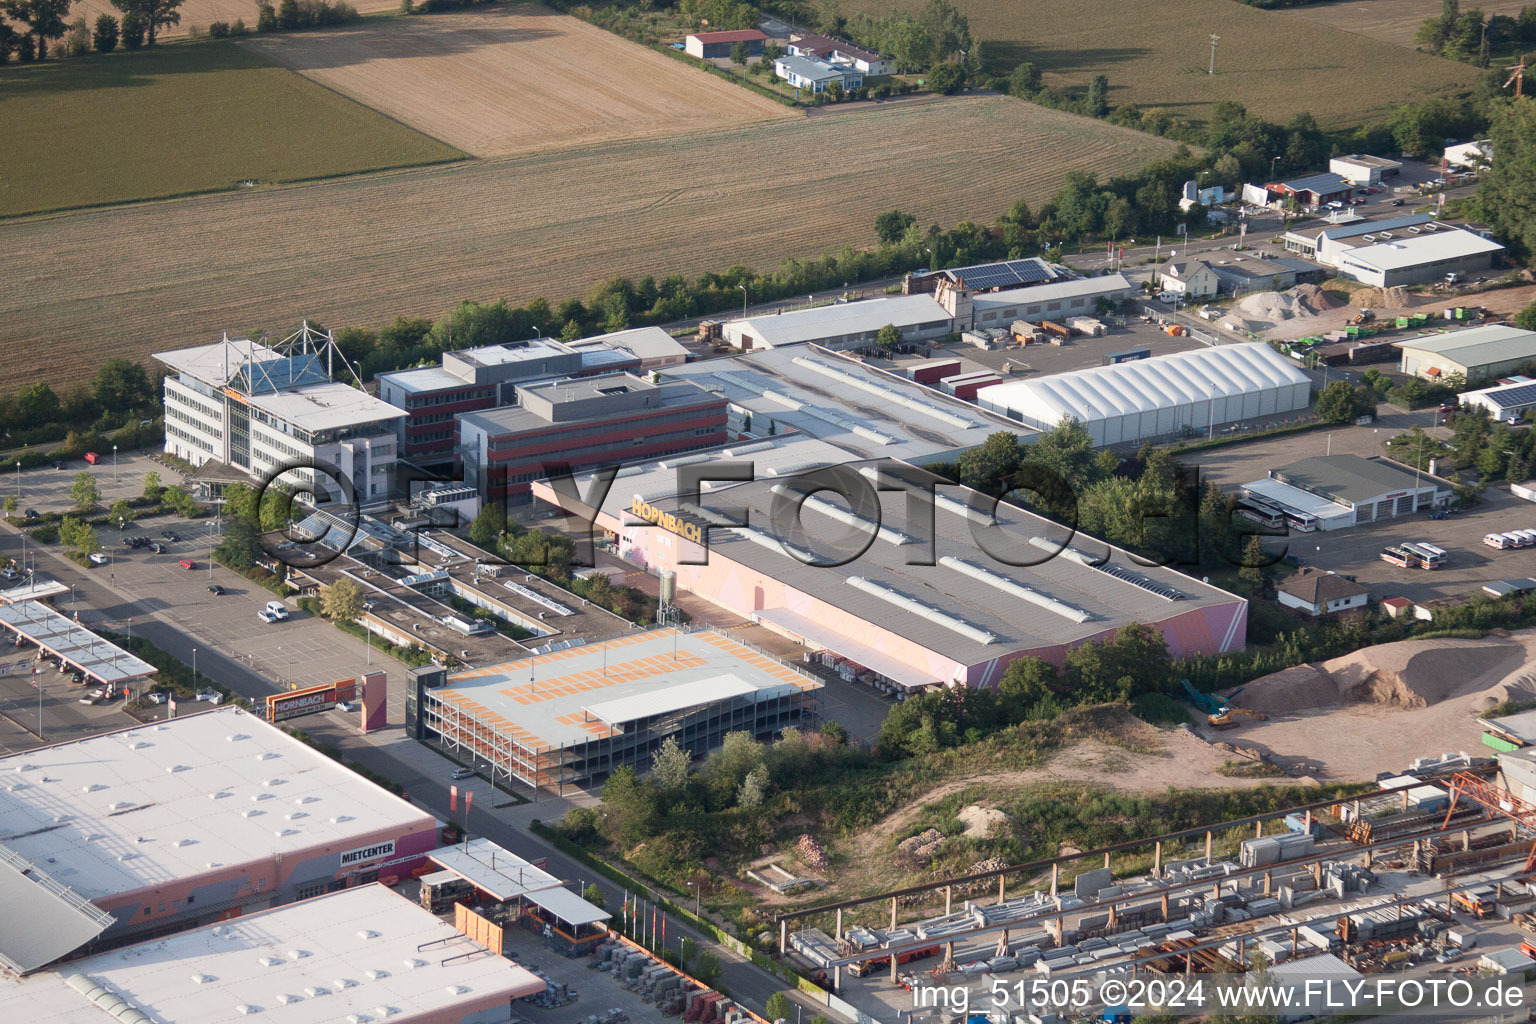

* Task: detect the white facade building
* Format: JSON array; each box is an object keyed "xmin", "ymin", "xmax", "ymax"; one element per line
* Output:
[
  {"xmin": 721, "ymin": 295, "xmax": 953, "ymax": 350},
  {"xmin": 157, "ymin": 326, "xmax": 405, "ymax": 503},
  {"xmin": 976, "ymin": 342, "xmax": 1311, "ymax": 446}
]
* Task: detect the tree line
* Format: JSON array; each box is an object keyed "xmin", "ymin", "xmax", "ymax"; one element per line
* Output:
[{"xmin": 1417, "ymin": 0, "xmax": 1536, "ymax": 65}]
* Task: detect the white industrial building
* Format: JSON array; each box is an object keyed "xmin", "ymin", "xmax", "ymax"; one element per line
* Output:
[
  {"xmin": 1460, "ymin": 378, "xmax": 1536, "ymax": 422},
  {"xmin": 721, "ymin": 295, "xmax": 953, "ymax": 350},
  {"xmin": 1397, "ymin": 325, "xmax": 1536, "ymax": 381},
  {"xmin": 1329, "ymin": 154, "xmax": 1402, "ymax": 185},
  {"xmin": 1282, "ymin": 214, "xmax": 1435, "ymax": 264},
  {"xmin": 974, "ymin": 342, "xmax": 1311, "ymax": 446},
  {"xmin": 158, "ymin": 325, "xmax": 404, "ymax": 504},
  {"xmin": 1443, "ymin": 140, "xmax": 1492, "ymax": 170},
  {"xmin": 1336, "ymin": 227, "xmax": 1505, "ymax": 287},
  {"xmin": 1250, "ymin": 454, "xmax": 1453, "ymax": 529}
]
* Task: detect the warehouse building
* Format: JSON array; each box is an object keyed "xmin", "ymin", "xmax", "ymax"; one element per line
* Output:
[
  {"xmin": 1264, "ymin": 172, "xmax": 1354, "ymax": 209},
  {"xmin": 1397, "ymin": 324, "xmax": 1536, "ymax": 382},
  {"xmin": 157, "ymin": 326, "xmax": 404, "ymax": 504},
  {"xmin": 1207, "ymin": 255, "xmax": 1323, "ymax": 294},
  {"xmin": 1335, "ymin": 227, "xmax": 1504, "ymax": 287},
  {"xmin": 974, "ymin": 342, "xmax": 1311, "ymax": 447},
  {"xmin": 1460, "ymin": 378, "xmax": 1536, "ymax": 422},
  {"xmin": 376, "ymin": 336, "xmax": 643, "ymax": 465},
  {"xmin": 1281, "ymin": 213, "xmax": 1435, "ymax": 264},
  {"xmin": 904, "ymin": 257, "xmax": 1066, "ymax": 295},
  {"xmin": 1258, "ymin": 454, "xmax": 1452, "ymax": 527},
  {"xmin": 2, "ymin": 885, "xmax": 546, "ymax": 1018},
  {"xmin": 1444, "ymin": 140, "xmax": 1492, "ymax": 170},
  {"xmin": 661, "ymin": 345, "xmax": 1032, "ymax": 462},
  {"xmin": 941, "ymin": 273, "xmax": 1136, "ymax": 331},
  {"xmin": 531, "ymin": 457, "xmax": 1248, "ymax": 693},
  {"xmin": 722, "ymin": 295, "xmax": 954, "ymax": 351},
  {"xmin": 458, "ymin": 372, "xmax": 727, "ymax": 504},
  {"xmin": 0, "ymin": 707, "xmax": 438, "ymax": 972},
  {"xmin": 684, "ymin": 28, "xmax": 766, "ymax": 58},
  {"xmin": 1329, "ymin": 154, "xmax": 1402, "ymax": 185},
  {"xmin": 406, "ymin": 628, "xmax": 822, "ymax": 790}
]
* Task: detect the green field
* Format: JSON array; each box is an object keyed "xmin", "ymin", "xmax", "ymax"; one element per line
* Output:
[
  {"xmin": 833, "ymin": 0, "xmax": 1481, "ymax": 128},
  {"xmin": 0, "ymin": 42, "xmax": 464, "ymax": 216}
]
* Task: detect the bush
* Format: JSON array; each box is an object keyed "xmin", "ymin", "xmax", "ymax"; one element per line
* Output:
[
  {"xmin": 208, "ymin": 19, "xmax": 230, "ymax": 36},
  {"xmin": 93, "ymin": 13, "xmax": 119, "ymax": 52},
  {"xmin": 926, "ymin": 61, "xmax": 967, "ymax": 94},
  {"xmin": 231, "ymin": 17, "xmax": 247, "ymax": 32},
  {"xmin": 64, "ymin": 17, "xmax": 91, "ymax": 56},
  {"xmin": 256, "ymin": 2, "xmax": 277, "ymax": 31}
]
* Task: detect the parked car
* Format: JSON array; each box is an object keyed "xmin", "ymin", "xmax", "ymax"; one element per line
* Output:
[
  {"xmin": 451, "ymin": 767, "xmax": 474, "ymax": 780},
  {"xmin": 263, "ymin": 600, "xmax": 289, "ymax": 621},
  {"xmin": 83, "ymin": 452, "xmax": 101, "ymax": 465},
  {"xmin": 177, "ymin": 558, "xmax": 196, "ymax": 570},
  {"xmin": 207, "ymin": 584, "xmax": 224, "ymax": 595},
  {"xmin": 257, "ymin": 609, "xmax": 279, "ymax": 623},
  {"xmin": 145, "ymin": 692, "xmax": 166, "ymax": 705},
  {"xmin": 23, "ymin": 508, "xmax": 38, "ymax": 519},
  {"xmin": 162, "ymin": 531, "xmax": 180, "ymax": 542},
  {"xmin": 88, "ymin": 552, "xmax": 107, "ymax": 565},
  {"xmin": 1390, "ymin": 198, "xmax": 1405, "ymax": 206},
  {"xmin": 149, "ymin": 542, "xmax": 164, "ymax": 554},
  {"xmin": 53, "ymin": 461, "xmax": 65, "ymax": 470}
]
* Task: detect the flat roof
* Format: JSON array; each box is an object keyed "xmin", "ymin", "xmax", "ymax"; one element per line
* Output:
[
  {"xmin": 526, "ymin": 884, "xmax": 612, "ymax": 926},
  {"xmin": 0, "ymin": 708, "xmax": 432, "ymax": 903},
  {"xmin": 458, "ymin": 375, "xmax": 717, "ymax": 436},
  {"xmin": 688, "ymin": 29, "xmax": 766, "ymax": 41},
  {"xmin": 0, "ymin": 579, "xmax": 68, "ymax": 603},
  {"xmin": 1287, "ymin": 214, "xmax": 1434, "ymax": 244},
  {"xmin": 1338, "ymin": 228, "xmax": 1504, "ymax": 272},
  {"xmin": 2, "ymin": 885, "xmax": 544, "ymax": 1022},
  {"xmin": 1333, "ymin": 154, "xmax": 1402, "ymax": 169},
  {"xmin": 1487, "ymin": 707, "xmax": 1536, "ymax": 743},
  {"xmin": 1240, "ymin": 478, "xmax": 1354, "ymax": 524},
  {"xmin": 432, "ymin": 628, "xmax": 819, "ymax": 750},
  {"xmin": 0, "ymin": 601, "xmax": 155, "ymax": 684},
  {"xmin": 245, "ymin": 380, "xmax": 406, "ymax": 433},
  {"xmin": 377, "ymin": 364, "xmax": 468, "ymax": 394},
  {"xmin": 1271, "ymin": 454, "xmax": 1450, "ymax": 505},
  {"xmin": 775, "ymin": 55, "xmax": 844, "ymax": 81},
  {"xmin": 971, "ymin": 273, "xmax": 1133, "ymax": 310},
  {"xmin": 638, "ymin": 464, "xmax": 1243, "ymax": 667},
  {"xmin": 1462, "ymin": 379, "xmax": 1536, "ymax": 411},
  {"xmin": 567, "ymin": 326, "xmax": 689, "ymax": 363},
  {"xmin": 663, "ymin": 345, "xmax": 1033, "ymax": 461},
  {"xmin": 1277, "ymin": 172, "xmax": 1352, "ymax": 195},
  {"xmin": 729, "ymin": 294, "xmax": 952, "ymax": 348},
  {"xmin": 152, "ymin": 336, "xmax": 284, "ymax": 388},
  {"xmin": 1395, "ymin": 324, "xmax": 1536, "ymax": 367},
  {"xmin": 427, "ymin": 838, "xmax": 563, "ymax": 900}
]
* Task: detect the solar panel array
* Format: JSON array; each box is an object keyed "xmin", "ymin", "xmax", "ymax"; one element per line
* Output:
[
  {"xmin": 1487, "ymin": 382, "xmax": 1536, "ymax": 410},
  {"xmin": 951, "ymin": 259, "xmax": 1054, "ymax": 291},
  {"xmin": 1095, "ymin": 562, "xmax": 1185, "ymax": 601}
]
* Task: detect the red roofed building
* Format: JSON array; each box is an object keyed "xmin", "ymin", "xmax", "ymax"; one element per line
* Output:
[{"xmin": 685, "ymin": 29, "xmax": 767, "ymax": 58}]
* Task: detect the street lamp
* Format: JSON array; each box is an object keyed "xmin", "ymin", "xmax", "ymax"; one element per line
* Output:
[
  {"xmin": 192, "ymin": 647, "xmax": 197, "ymax": 693},
  {"xmin": 112, "ymin": 445, "xmax": 118, "ymax": 485},
  {"xmin": 737, "ymin": 283, "xmax": 748, "ymax": 320},
  {"xmin": 14, "ymin": 461, "xmax": 18, "ymax": 502},
  {"xmin": 686, "ymin": 880, "xmax": 700, "ymax": 918}
]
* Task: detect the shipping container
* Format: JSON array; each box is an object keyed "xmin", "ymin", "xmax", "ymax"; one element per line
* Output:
[{"xmin": 908, "ymin": 359, "xmax": 962, "ymax": 385}]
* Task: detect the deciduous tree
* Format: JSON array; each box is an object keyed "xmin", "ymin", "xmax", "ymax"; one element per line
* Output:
[
  {"xmin": 69, "ymin": 470, "xmax": 99, "ymax": 511},
  {"xmin": 321, "ymin": 577, "xmax": 365, "ymax": 622}
]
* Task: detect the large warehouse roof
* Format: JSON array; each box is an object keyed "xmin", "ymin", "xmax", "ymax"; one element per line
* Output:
[
  {"xmin": 1271, "ymin": 454, "xmax": 1451, "ymax": 505},
  {"xmin": 971, "ymin": 273, "xmax": 1133, "ymax": 313},
  {"xmin": 0, "ymin": 708, "xmax": 431, "ymax": 903},
  {"xmin": 726, "ymin": 295, "xmax": 951, "ymax": 348},
  {"xmin": 1396, "ymin": 324, "xmax": 1536, "ymax": 367},
  {"xmin": 975, "ymin": 342, "xmax": 1310, "ymax": 440},
  {"xmin": 664, "ymin": 345, "xmax": 1031, "ymax": 461},
  {"xmin": 1338, "ymin": 228, "xmax": 1503, "ymax": 272},
  {"xmin": 2, "ymin": 885, "xmax": 545, "ymax": 1023}
]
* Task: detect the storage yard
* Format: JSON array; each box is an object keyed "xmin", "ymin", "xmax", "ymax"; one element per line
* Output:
[
  {"xmin": 0, "ymin": 95, "xmax": 1181, "ymax": 389},
  {"xmin": 781, "ymin": 758, "xmax": 1536, "ymax": 1024}
]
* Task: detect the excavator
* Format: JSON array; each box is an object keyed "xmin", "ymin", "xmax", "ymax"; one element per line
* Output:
[
  {"xmin": 1347, "ymin": 308, "xmax": 1375, "ymax": 327},
  {"xmin": 1180, "ymin": 679, "xmax": 1269, "ymax": 728}
]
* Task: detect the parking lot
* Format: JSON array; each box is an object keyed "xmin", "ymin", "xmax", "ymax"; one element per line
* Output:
[
  {"xmin": 1186, "ymin": 416, "xmax": 1536, "ymax": 604},
  {"xmin": 0, "ymin": 654, "xmax": 143, "ymax": 754}
]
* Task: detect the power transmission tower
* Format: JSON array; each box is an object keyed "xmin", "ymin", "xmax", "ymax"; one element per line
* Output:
[{"xmin": 1209, "ymin": 34, "xmax": 1220, "ymax": 75}]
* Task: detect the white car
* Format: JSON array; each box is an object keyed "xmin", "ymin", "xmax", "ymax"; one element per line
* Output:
[
  {"xmin": 263, "ymin": 600, "xmax": 290, "ymax": 621},
  {"xmin": 257, "ymin": 609, "xmax": 279, "ymax": 624},
  {"xmin": 88, "ymin": 552, "xmax": 107, "ymax": 565}
]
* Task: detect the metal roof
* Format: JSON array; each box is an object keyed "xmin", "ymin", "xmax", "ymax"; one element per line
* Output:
[
  {"xmin": 566, "ymin": 326, "xmax": 689, "ymax": 364},
  {"xmin": 1310, "ymin": 213, "xmax": 1434, "ymax": 242},
  {"xmin": 151, "ymin": 336, "xmax": 284, "ymax": 389},
  {"xmin": 774, "ymin": 55, "xmax": 845, "ymax": 82},
  {"xmin": 1338, "ymin": 228, "xmax": 1504, "ymax": 272},
  {"xmin": 0, "ymin": 845, "xmax": 113, "ymax": 974},
  {"xmin": 427, "ymin": 839, "xmax": 564, "ymax": 901},
  {"xmin": 243, "ymin": 380, "xmax": 405, "ymax": 433},
  {"xmin": 524, "ymin": 885, "xmax": 612, "ymax": 926},
  {"xmin": 1270, "ymin": 454, "xmax": 1449, "ymax": 505},
  {"xmin": 0, "ymin": 601, "xmax": 155, "ymax": 684},
  {"xmin": 945, "ymin": 257, "xmax": 1057, "ymax": 291},
  {"xmin": 1278, "ymin": 172, "xmax": 1352, "ymax": 195},
  {"xmin": 1396, "ymin": 324, "xmax": 1536, "ymax": 369},
  {"xmin": 970, "ymin": 273, "xmax": 1133, "ymax": 310},
  {"xmin": 727, "ymin": 294, "xmax": 952, "ymax": 348}
]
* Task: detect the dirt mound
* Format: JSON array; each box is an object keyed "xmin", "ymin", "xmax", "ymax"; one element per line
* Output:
[
  {"xmin": 958, "ymin": 805, "xmax": 1010, "ymax": 838},
  {"xmin": 1348, "ymin": 285, "xmax": 1412, "ymax": 309},
  {"xmin": 1238, "ymin": 636, "xmax": 1528, "ymax": 714},
  {"xmin": 1236, "ymin": 663, "xmax": 1341, "ymax": 714},
  {"xmin": 1235, "ymin": 290, "xmax": 1304, "ymax": 326},
  {"xmin": 1289, "ymin": 283, "xmax": 1344, "ymax": 314}
]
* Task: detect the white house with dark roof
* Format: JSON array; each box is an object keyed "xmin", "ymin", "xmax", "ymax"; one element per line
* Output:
[
  {"xmin": 1159, "ymin": 259, "xmax": 1219, "ymax": 298},
  {"xmin": 1275, "ymin": 568, "xmax": 1370, "ymax": 617},
  {"xmin": 774, "ymin": 54, "xmax": 863, "ymax": 92}
]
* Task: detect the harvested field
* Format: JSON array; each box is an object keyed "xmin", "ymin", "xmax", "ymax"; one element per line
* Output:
[
  {"xmin": 1282, "ymin": 0, "xmax": 1534, "ymax": 49},
  {"xmin": 0, "ymin": 95, "xmax": 1182, "ymax": 391},
  {"xmin": 69, "ymin": 0, "xmax": 398, "ymax": 38},
  {"xmin": 834, "ymin": 0, "xmax": 1479, "ymax": 126},
  {"xmin": 0, "ymin": 42, "xmax": 461, "ymax": 217},
  {"xmin": 242, "ymin": 6, "xmax": 795, "ymax": 157}
]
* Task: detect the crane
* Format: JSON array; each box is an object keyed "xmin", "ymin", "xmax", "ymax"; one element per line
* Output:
[{"xmin": 1507, "ymin": 54, "xmax": 1530, "ymax": 98}]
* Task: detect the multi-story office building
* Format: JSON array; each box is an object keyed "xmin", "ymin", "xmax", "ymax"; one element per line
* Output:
[
  {"xmin": 458, "ymin": 372, "xmax": 727, "ymax": 504},
  {"xmin": 156, "ymin": 327, "xmax": 405, "ymax": 503}
]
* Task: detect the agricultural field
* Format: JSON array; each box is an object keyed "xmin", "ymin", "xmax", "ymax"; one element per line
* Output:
[
  {"xmin": 241, "ymin": 5, "xmax": 795, "ymax": 157},
  {"xmin": 1282, "ymin": 0, "xmax": 1532, "ymax": 49},
  {"xmin": 835, "ymin": 0, "xmax": 1480, "ymax": 126},
  {"xmin": 0, "ymin": 96, "xmax": 1181, "ymax": 389},
  {"xmin": 68, "ymin": 0, "xmax": 398, "ymax": 37},
  {"xmin": 0, "ymin": 42, "xmax": 462, "ymax": 216}
]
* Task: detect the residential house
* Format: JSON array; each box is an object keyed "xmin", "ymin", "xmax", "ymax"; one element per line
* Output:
[
  {"xmin": 774, "ymin": 54, "xmax": 863, "ymax": 93},
  {"xmin": 786, "ymin": 32, "xmax": 892, "ymax": 75},
  {"xmin": 1275, "ymin": 568, "xmax": 1369, "ymax": 617},
  {"xmin": 1159, "ymin": 259, "xmax": 1219, "ymax": 298}
]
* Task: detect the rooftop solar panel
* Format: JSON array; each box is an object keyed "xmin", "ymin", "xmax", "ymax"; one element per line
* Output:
[
  {"xmin": 949, "ymin": 259, "xmax": 1054, "ymax": 291},
  {"xmin": 1486, "ymin": 383, "xmax": 1536, "ymax": 409}
]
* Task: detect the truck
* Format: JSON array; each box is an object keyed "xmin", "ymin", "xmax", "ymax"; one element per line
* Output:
[{"xmin": 847, "ymin": 944, "xmax": 940, "ymax": 977}]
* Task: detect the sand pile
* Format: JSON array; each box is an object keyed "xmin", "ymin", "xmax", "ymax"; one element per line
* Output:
[
  {"xmin": 1235, "ymin": 290, "xmax": 1304, "ymax": 325},
  {"xmin": 1288, "ymin": 283, "xmax": 1345, "ymax": 313},
  {"xmin": 1233, "ymin": 636, "xmax": 1529, "ymax": 714},
  {"xmin": 1349, "ymin": 285, "xmax": 1412, "ymax": 309},
  {"xmin": 958, "ymin": 805, "xmax": 1010, "ymax": 838}
]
